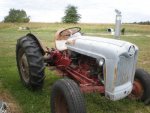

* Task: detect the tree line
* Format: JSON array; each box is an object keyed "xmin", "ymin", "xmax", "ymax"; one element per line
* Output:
[
  {"xmin": 3, "ymin": 5, "xmax": 81, "ymax": 23},
  {"xmin": 3, "ymin": 9, "xmax": 30, "ymax": 23},
  {"xmin": 133, "ymin": 21, "xmax": 150, "ymax": 25}
]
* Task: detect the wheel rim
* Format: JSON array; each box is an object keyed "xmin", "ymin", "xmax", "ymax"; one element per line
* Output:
[
  {"xmin": 130, "ymin": 79, "xmax": 144, "ymax": 99},
  {"xmin": 55, "ymin": 92, "xmax": 69, "ymax": 113},
  {"xmin": 19, "ymin": 53, "xmax": 29, "ymax": 83}
]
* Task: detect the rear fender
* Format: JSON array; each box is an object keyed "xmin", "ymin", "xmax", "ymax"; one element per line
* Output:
[{"xmin": 26, "ymin": 33, "xmax": 46, "ymax": 55}]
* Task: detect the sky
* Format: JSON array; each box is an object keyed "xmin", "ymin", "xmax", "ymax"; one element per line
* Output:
[{"xmin": 0, "ymin": 0, "xmax": 150, "ymax": 23}]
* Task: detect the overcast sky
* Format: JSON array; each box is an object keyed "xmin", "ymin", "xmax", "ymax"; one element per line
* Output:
[{"xmin": 0, "ymin": 0, "xmax": 150, "ymax": 23}]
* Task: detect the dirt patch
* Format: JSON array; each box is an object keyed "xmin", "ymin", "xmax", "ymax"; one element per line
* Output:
[{"xmin": 0, "ymin": 90, "xmax": 23, "ymax": 113}]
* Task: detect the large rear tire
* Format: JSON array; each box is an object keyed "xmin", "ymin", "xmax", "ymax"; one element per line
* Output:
[
  {"xmin": 130, "ymin": 68, "xmax": 150, "ymax": 105},
  {"xmin": 51, "ymin": 79, "xmax": 86, "ymax": 113},
  {"xmin": 16, "ymin": 35, "xmax": 45, "ymax": 90}
]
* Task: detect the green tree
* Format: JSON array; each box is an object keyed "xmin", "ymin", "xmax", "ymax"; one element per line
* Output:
[
  {"xmin": 62, "ymin": 5, "xmax": 81, "ymax": 23},
  {"xmin": 4, "ymin": 9, "xmax": 30, "ymax": 23}
]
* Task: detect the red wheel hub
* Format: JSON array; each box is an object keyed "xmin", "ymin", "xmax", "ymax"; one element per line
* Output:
[{"xmin": 131, "ymin": 79, "xmax": 144, "ymax": 99}]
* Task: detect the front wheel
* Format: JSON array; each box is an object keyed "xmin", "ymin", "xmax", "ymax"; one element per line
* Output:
[
  {"xmin": 129, "ymin": 68, "xmax": 150, "ymax": 105},
  {"xmin": 50, "ymin": 79, "xmax": 86, "ymax": 113}
]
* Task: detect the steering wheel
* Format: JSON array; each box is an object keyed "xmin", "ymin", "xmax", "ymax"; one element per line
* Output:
[{"xmin": 59, "ymin": 27, "xmax": 81, "ymax": 36}]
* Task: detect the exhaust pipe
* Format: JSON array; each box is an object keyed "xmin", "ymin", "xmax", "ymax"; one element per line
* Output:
[{"xmin": 114, "ymin": 9, "xmax": 122, "ymax": 39}]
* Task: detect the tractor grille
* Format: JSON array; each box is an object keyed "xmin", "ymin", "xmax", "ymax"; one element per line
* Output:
[{"xmin": 116, "ymin": 55, "xmax": 135, "ymax": 86}]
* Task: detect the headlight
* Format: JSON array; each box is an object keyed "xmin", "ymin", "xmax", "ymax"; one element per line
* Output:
[
  {"xmin": 99, "ymin": 58, "xmax": 105, "ymax": 66},
  {"xmin": 128, "ymin": 45, "xmax": 135, "ymax": 56}
]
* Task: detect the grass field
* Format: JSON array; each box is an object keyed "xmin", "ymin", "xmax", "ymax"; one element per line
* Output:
[{"xmin": 0, "ymin": 23, "xmax": 150, "ymax": 113}]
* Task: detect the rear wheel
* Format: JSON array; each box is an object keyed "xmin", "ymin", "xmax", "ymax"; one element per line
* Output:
[
  {"xmin": 51, "ymin": 79, "xmax": 86, "ymax": 113},
  {"xmin": 129, "ymin": 68, "xmax": 150, "ymax": 105},
  {"xmin": 16, "ymin": 36, "xmax": 45, "ymax": 90}
]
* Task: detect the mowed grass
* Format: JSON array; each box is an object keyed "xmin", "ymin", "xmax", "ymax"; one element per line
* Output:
[{"xmin": 0, "ymin": 23, "xmax": 150, "ymax": 113}]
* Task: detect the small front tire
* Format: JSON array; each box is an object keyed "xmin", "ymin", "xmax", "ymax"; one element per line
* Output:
[
  {"xmin": 130, "ymin": 68, "xmax": 150, "ymax": 105},
  {"xmin": 50, "ymin": 79, "xmax": 86, "ymax": 113}
]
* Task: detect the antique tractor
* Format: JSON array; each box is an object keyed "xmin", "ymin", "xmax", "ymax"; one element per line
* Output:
[{"xmin": 16, "ymin": 27, "xmax": 150, "ymax": 113}]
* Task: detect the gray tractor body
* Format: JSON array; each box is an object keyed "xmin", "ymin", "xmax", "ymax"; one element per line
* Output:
[{"xmin": 65, "ymin": 33, "xmax": 138, "ymax": 101}]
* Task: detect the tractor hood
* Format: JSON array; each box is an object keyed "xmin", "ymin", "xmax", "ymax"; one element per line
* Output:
[
  {"xmin": 66, "ymin": 35, "xmax": 138, "ymax": 60},
  {"xmin": 79, "ymin": 36, "xmax": 125, "ymax": 47}
]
